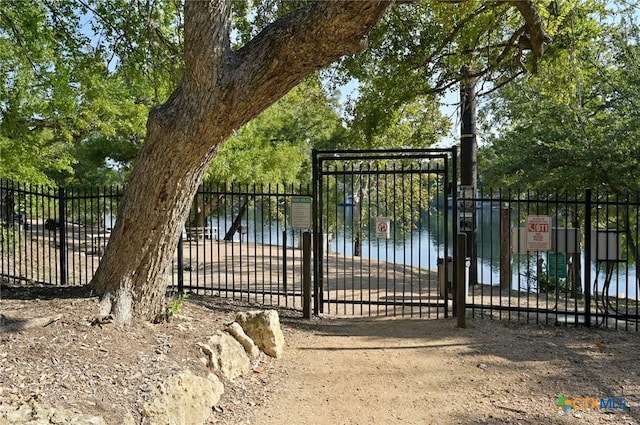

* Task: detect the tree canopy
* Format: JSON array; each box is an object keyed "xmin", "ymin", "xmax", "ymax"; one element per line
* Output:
[
  {"xmin": 479, "ymin": 1, "xmax": 640, "ymax": 193},
  {"xmin": 0, "ymin": 1, "xmax": 179, "ymax": 186},
  {"xmin": 1, "ymin": 0, "xmax": 554, "ymax": 189},
  {"xmin": 207, "ymin": 76, "xmax": 345, "ymax": 186},
  {"xmin": 336, "ymin": 0, "xmax": 552, "ymax": 149}
]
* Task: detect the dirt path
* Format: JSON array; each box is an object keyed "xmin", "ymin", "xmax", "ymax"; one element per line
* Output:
[
  {"xmin": 252, "ymin": 316, "xmax": 640, "ymax": 425},
  {"xmin": 1, "ymin": 287, "xmax": 639, "ymax": 425}
]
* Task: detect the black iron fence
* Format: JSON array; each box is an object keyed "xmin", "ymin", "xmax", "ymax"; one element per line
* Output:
[
  {"xmin": 464, "ymin": 189, "xmax": 640, "ymax": 331},
  {"xmin": 0, "ymin": 179, "xmax": 312, "ymax": 309},
  {"xmin": 175, "ymin": 182, "xmax": 313, "ymax": 309},
  {"xmin": 2, "ymin": 177, "xmax": 640, "ymax": 330},
  {"xmin": 312, "ymin": 148, "xmax": 456, "ymax": 318},
  {"xmin": 0, "ymin": 180, "xmax": 122, "ymax": 286}
]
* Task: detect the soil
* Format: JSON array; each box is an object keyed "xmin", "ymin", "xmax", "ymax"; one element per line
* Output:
[{"xmin": 1, "ymin": 284, "xmax": 639, "ymax": 425}]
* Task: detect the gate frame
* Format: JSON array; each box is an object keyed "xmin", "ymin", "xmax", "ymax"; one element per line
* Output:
[{"xmin": 311, "ymin": 148, "xmax": 459, "ymax": 316}]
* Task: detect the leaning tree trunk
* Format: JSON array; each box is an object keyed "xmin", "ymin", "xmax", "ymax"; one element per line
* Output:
[
  {"xmin": 91, "ymin": 111, "xmax": 225, "ymax": 323},
  {"xmin": 188, "ymin": 194, "xmax": 225, "ymax": 229},
  {"xmin": 223, "ymin": 196, "xmax": 250, "ymax": 241},
  {"xmin": 90, "ymin": 0, "xmax": 395, "ymax": 325}
]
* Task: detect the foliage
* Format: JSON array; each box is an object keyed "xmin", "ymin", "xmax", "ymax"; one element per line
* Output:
[
  {"xmin": 0, "ymin": 1, "xmax": 181, "ymax": 187},
  {"xmin": 0, "ymin": 226, "xmax": 17, "ymax": 255},
  {"xmin": 167, "ymin": 293, "xmax": 190, "ymax": 318},
  {"xmin": 537, "ymin": 274, "xmax": 570, "ymax": 294},
  {"xmin": 207, "ymin": 77, "xmax": 345, "ymax": 186},
  {"xmin": 1, "ymin": 1, "xmax": 555, "ymax": 190},
  {"xmin": 335, "ymin": 0, "xmax": 556, "ymax": 150},
  {"xmin": 479, "ymin": 1, "xmax": 640, "ymax": 193}
]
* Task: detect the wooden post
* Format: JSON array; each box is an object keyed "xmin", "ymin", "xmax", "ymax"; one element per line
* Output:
[
  {"xmin": 460, "ymin": 69, "xmax": 477, "ymax": 286},
  {"xmin": 500, "ymin": 208, "xmax": 512, "ymax": 291}
]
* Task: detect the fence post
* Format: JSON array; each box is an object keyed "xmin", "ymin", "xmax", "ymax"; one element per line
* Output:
[
  {"xmin": 283, "ymin": 230, "xmax": 287, "ymax": 295},
  {"xmin": 500, "ymin": 207, "xmax": 512, "ymax": 291},
  {"xmin": 58, "ymin": 187, "xmax": 67, "ymax": 285},
  {"xmin": 302, "ymin": 231, "xmax": 312, "ymax": 319},
  {"xmin": 177, "ymin": 233, "xmax": 184, "ymax": 294},
  {"xmin": 456, "ymin": 232, "xmax": 467, "ymax": 328},
  {"xmin": 584, "ymin": 188, "xmax": 592, "ymax": 327},
  {"xmin": 312, "ymin": 149, "xmax": 322, "ymax": 316}
]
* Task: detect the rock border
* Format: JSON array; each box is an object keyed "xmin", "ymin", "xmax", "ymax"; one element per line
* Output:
[{"xmin": 0, "ymin": 309, "xmax": 284, "ymax": 425}]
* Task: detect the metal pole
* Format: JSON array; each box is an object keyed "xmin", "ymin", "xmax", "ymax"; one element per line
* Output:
[
  {"xmin": 177, "ymin": 233, "xmax": 184, "ymax": 294},
  {"xmin": 283, "ymin": 230, "xmax": 287, "ymax": 295},
  {"xmin": 312, "ymin": 149, "xmax": 323, "ymax": 315},
  {"xmin": 302, "ymin": 231, "xmax": 312, "ymax": 319},
  {"xmin": 584, "ymin": 188, "xmax": 592, "ymax": 327},
  {"xmin": 58, "ymin": 187, "xmax": 67, "ymax": 285},
  {"xmin": 456, "ymin": 232, "xmax": 467, "ymax": 328}
]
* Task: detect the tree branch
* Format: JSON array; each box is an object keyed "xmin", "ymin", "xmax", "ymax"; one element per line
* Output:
[
  {"xmin": 225, "ymin": 0, "xmax": 394, "ymax": 129},
  {"xmin": 183, "ymin": 0, "xmax": 232, "ymax": 85},
  {"xmin": 436, "ymin": 0, "xmax": 551, "ymax": 70},
  {"xmin": 502, "ymin": 0, "xmax": 552, "ymax": 65}
]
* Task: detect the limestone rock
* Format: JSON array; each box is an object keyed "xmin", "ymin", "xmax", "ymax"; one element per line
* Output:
[
  {"xmin": 140, "ymin": 370, "xmax": 224, "ymax": 425},
  {"xmin": 197, "ymin": 331, "xmax": 250, "ymax": 380},
  {"xmin": 0, "ymin": 402, "xmax": 108, "ymax": 425},
  {"xmin": 235, "ymin": 310, "xmax": 285, "ymax": 358},
  {"xmin": 226, "ymin": 322, "xmax": 260, "ymax": 358}
]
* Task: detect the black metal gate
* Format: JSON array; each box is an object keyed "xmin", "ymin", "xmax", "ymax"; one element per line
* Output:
[{"xmin": 312, "ymin": 149, "xmax": 458, "ymax": 317}]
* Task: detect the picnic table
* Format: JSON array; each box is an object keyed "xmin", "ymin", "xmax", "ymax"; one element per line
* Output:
[{"xmin": 186, "ymin": 226, "xmax": 218, "ymax": 240}]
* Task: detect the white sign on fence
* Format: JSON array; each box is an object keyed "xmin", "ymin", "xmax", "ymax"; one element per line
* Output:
[
  {"xmin": 375, "ymin": 217, "xmax": 391, "ymax": 239},
  {"xmin": 290, "ymin": 197, "xmax": 312, "ymax": 229},
  {"xmin": 525, "ymin": 215, "xmax": 551, "ymax": 251}
]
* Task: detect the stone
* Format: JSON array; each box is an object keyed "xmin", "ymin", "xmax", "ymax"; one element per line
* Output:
[
  {"xmin": 197, "ymin": 331, "xmax": 250, "ymax": 380},
  {"xmin": 235, "ymin": 310, "xmax": 285, "ymax": 358},
  {"xmin": 140, "ymin": 370, "xmax": 224, "ymax": 425},
  {"xmin": 0, "ymin": 402, "xmax": 108, "ymax": 425},
  {"xmin": 226, "ymin": 322, "xmax": 260, "ymax": 359}
]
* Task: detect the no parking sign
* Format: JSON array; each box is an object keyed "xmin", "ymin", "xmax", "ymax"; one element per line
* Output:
[{"xmin": 376, "ymin": 217, "xmax": 391, "ymax": 239}]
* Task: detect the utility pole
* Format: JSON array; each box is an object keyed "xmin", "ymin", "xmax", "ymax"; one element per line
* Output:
[{"xmin": 459, "ymin": 67, "xmax": 477, "ymax": 285}]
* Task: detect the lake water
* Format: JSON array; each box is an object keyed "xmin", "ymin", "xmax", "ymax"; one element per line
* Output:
[{"xmin": 207, "ymin": 203, "xmax": 637, "ymax": 299}]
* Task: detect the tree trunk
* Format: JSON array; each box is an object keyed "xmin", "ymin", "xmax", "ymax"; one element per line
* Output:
[
  {"xmin": 223, "ymin": 197, "xmax": 249, "ymax": 241},
  {"xmin": 91, "ymin": 107, "xmax": 222, "ymax": 323},
  {"xmin": 90, "ymin": 0, "xmax": 395, "ymax": 325},
  {"xmin": 188, "ymin": 194, "xmax": 224, "ymax": 229}
]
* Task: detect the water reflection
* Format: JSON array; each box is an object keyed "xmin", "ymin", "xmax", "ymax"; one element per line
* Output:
[{"xmin": 204, "ymin": 200, "xmax": 637, "ymax": 299}]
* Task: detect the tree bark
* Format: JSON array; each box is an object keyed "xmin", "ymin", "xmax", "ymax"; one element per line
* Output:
[{"xmin": 90, "ymin": 0, "xmax": 395, "ymax": 325}]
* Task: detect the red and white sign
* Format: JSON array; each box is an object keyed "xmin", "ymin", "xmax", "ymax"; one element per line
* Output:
[
  {"xmin": 376, "ymin": 217, "xmax": 391, "ymax": 239},
  {"xmin": 525, "ymin": 215, "xmax": 551, "ymax": 251}
]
